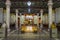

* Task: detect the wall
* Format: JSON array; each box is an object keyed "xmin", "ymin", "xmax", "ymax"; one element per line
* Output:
[
  {"xmin": 0, "ymin": 8, "xmax": 3, "ymax": 23},
  {"xmin": 42, "ymin": 9, "xmax": 55, "ymax": 24},
  {"xmin": 55, "ymin": 8, "xmax": 60, "ymax": 23}
]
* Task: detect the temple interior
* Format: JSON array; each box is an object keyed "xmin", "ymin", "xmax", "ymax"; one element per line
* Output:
[{"xmin": 0, "ymin": 0, "xmax": 60, "ymax": 40}]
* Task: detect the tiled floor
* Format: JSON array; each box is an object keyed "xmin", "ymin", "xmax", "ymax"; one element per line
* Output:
[{"xmin": 2, "ymin": 30, "xmax": 57, "ymax": 40}]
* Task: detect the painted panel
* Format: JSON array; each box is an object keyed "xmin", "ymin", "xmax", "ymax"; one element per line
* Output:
[
  {"xmin": 34, "ymin": 15, "xmax": 38, "ymax": 24},
  {"xmin": 20, "ymin": 15, "xmax": 25, "ymax": 24}
]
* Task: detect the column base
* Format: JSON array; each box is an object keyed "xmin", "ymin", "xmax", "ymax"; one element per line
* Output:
[
  {"xmin": 7, "ymin": 28, "xmax": 10, "ymax": 33},
  {"xmin": 52, "ymin": 28, "xmax": 57, "ymax": 38}
]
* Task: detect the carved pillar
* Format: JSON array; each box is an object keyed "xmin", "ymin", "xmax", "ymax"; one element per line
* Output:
[
  {"xmin": 16, "ymin": 9, "xmax": 18, "ymax": 30},
  {"xmin": 48, "ymin": 0, "xmax": 53, "ymax": 30},
  {"xmin": 40, "ymin": 9, "xmax": 43, "ymax": 29},
  {"xmin": 6, "ymin": 0, "xmax": 11, "ymax": 33}
]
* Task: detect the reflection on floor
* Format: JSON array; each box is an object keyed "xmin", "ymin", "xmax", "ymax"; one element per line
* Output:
[{"xmin": 2, "ymin": 30, "xmax": 56, "ymax": 40}]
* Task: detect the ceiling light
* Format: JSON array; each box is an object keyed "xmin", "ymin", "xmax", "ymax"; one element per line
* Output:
[{"xmin": 27, "ymin": 1, "xmax": 31, "ymax": 6}]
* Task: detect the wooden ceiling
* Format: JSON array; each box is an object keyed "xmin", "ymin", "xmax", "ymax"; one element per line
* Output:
[{"xmin": 0, "ymin": 0, "xmax": 60, "ymax": 13}]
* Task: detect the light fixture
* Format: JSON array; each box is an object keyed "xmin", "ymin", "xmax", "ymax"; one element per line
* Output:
[{"xmin": 27, "ymin": 1, "xmax": 31, "ymax": 6}]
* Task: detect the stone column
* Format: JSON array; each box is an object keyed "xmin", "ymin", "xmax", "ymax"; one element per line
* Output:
[
  {"xmin": 48, "ymin": 0, "xmax": 53, "ymax": 29},
  {"xmin": 16, "ymin": 9, "xmax": 18, "ymax": 30},
  {"xmin": 20, "ymin": 13, "xmax": 21, "ymax": 26},
  {"xmin": 40, "ymin": 9, "xmax": 43, "ymax": 29},
  {"xmin": 48, "ymin": 0, "xmax": 53, "ymax": 38},
  {"xmin": 37, "ymin": 13, "xmax": 39, "ymax": 28},
  {"xmin": 5, "ymin": 0, "xmax": 11, "ymax": 33},
  {"xmin": 20, "ymin": 13, "xmax": 21, "ymax": 29},
  {"xmin": 48, "ymin": 0, "xmax": 58, "ymax": 38}
]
